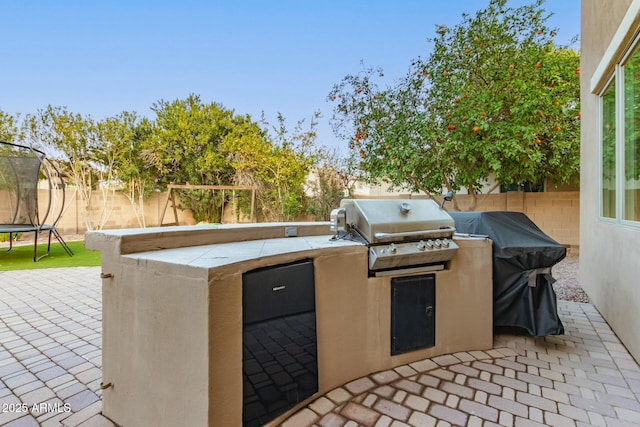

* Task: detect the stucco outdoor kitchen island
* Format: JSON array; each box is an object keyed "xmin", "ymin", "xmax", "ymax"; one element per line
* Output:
[{"xmin": 85, "ymin": 221, "xmax": 493, "ymax": 426}]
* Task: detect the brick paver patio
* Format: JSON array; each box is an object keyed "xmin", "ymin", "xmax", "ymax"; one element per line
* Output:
[
  {"xmin": 284, "ymin": 304, "xmax": 640, "ymax": 427},
  {"xmin": 1, "ymin": 267, "xmax": 639, "ymax": 427}
]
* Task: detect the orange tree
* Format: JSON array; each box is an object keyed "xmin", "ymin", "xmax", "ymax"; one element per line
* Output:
[{"xmin": 329, "ymin": 0, "xmax": 580, "ymax": 210}]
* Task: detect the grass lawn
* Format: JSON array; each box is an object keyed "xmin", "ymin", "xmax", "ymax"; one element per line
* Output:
[{"xmin": 0, "ymin": 241, "xmax": 101, "ymax": 271}]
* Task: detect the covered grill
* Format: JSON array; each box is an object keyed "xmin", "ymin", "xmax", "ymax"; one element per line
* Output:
[{"xmin": 331, "ymin": 199, "xmax": 459, "ymax": 276}]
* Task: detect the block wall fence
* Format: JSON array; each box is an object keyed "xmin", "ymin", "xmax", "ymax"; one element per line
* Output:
[{"xmin": 45, "ymin": 190, "xmax": 579, "ymax": 248}]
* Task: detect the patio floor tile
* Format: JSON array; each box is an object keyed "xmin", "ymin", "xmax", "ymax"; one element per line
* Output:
[{"xmin": 1, "ymin": 267, "xmax": 640, "ymax": 427}]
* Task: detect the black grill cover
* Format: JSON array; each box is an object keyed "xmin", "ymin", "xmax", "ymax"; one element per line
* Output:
[{"xmin": 449, "ymin": 211, "xmax": 566, "ymax": 336}]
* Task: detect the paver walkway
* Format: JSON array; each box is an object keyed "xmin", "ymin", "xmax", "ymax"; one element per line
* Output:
[
  {"xmin": 0, "ymin": 267, "xmax": 110, "ymax": 427},
  {"xmin": 283, "ymin": 305, "xmax": 640, "ymax": 427},
  {"xmin": 1, "ymin": 267, "xmax": 639, "ymax": 427}
]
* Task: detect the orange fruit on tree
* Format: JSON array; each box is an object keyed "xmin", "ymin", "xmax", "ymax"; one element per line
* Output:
[
  {"xmin": 536, "ymin": 62, "xmax": 542, "ymax": 68},
  {"xmin": 447, "ymin": 124, "xmax": 456, "ymax": 131},
  {"xmin": 473, "ymin": 126, "xmax": 480, "ymax": 133}
]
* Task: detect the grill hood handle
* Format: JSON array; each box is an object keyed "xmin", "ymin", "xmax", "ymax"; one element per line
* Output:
[{"xmin": 373, "ymin": 227, "xmax": 456, "ymax": 240}]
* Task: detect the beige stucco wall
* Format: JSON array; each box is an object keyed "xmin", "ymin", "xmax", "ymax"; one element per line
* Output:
[
  {"xmin": 87, "ymin": 225, "xmax": 493, "ymax": 426},
  {"xmin": 453, "ymin": 192, "xmax": 580, "ymax": 247},
  {"xmin": 26, "ymin": 188, "xmax": 580, "ymax": 246},
  {"xmin": 581, "ymin": 0, "xmax": 640, "ymax": 363},
  {"xmin": 374, "ymin": 192, "xmax": 580, "ymax": 247}
]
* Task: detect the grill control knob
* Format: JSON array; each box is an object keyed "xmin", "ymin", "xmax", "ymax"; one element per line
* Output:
[
  {"xmin": 388, "ymin": 243, "xmax": 397, "ymax": 254},
  {"xmin": 442, "ymin": 238, "xmax": 451, "ymax": 248},
  {"xmin": 426, "ymin": 240, "xmax": 434, "ymax": 250},
  {"xmin": 434, "ymin": 239, "xmax": 442, "ymax": 248},
  {"xmin": 417, "ymin": 240, "xmax": 427, "ymax": 251}
]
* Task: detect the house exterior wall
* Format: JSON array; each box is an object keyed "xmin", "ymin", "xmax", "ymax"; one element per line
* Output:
[{"xmin": 581, "ymin": 0, "xmax": 640, "ymax": 362}]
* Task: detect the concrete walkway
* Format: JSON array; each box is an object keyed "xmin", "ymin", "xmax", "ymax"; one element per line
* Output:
[{"xmin": 1, "ymin": 268, "xmax": 639, "ymax": 427}]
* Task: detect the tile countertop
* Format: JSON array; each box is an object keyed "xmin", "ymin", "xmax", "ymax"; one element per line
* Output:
[{"xmin": 121, "ymin": 235, "xmax": 365, "ymax": 269}]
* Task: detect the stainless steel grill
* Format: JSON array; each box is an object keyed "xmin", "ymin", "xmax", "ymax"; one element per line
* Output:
[{"xmin": 330, "ymin": 199, "xmax": 459, "ymax": 276}]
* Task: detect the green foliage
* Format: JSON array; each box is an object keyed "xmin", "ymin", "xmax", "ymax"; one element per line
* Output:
[
  {"xmin": 0, "ymin": 233, "xmax": 20, "ymax": 243},
  {"xmin": 0, "ymin": 109, "xmax": 19, "ymax": 142},
  {"xmin": 329, "ymin": 0, "xmax": 580, "ymax": 210},
  {"xmin": 94, "ymin": 111, "xmax": 154, "ymax": 227},
  {"xmin": 222, "ymin": 113, "xmax": 318, "ymax": 221},
  {"xmin": 306, "ymin": 150, "xmax": 355, "ymax": 220},
  {"xmin": 623, "ymin": 49, "xmax": 640, "ymax": 182},
  {"xmin": 147, "ymin": 94, "xmax": 254, "ymax": 222},
  {"xmin": 601, "ymin": 81, "xmax": 616, "ymax": 184},
  {"xmin": 27, "ymin": 106, "xmax": 105, "ymax": 229},
  {"xmin": 9, "ymin": 94, "xmax": 337, "ymax": 225}
]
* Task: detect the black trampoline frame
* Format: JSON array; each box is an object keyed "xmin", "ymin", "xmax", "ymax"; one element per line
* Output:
[{"xmin": 0, "ymin": 141, "xmax": 73, "ymax": 261}]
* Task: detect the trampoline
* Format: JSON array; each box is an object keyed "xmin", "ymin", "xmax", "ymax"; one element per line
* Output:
[{"xmin": 0, "ymin": 141, "xmax": 73, "ymax": 261}]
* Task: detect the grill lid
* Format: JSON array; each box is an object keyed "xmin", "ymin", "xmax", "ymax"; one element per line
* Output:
[{"xmin": 339, "ymin": 199, "xmax": 455, "ymax": 244}]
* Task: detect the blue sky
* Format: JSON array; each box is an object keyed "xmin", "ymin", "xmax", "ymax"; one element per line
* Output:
[{"xmin": 1, "ymin": 0, "xmax": 580, "ymax": 152}]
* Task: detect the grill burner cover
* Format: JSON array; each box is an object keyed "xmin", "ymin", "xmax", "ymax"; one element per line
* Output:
[{"xmin": 331, "ymin": 199, "xmax": 459, "ymax": 274}]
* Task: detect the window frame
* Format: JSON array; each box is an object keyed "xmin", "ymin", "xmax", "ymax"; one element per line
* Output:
[
  {"xmin": 598, "ymin": 37, "xmax": 640, "ymax": 226},
  {"xmin": 598, "ymin": 75, "xmax": 617, "ymax": 222}
]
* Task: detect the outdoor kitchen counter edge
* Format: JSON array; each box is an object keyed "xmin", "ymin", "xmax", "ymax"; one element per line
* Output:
[
  {"xmin": 85, "ymin": 226, "xmax": 365, "ymax": 275},
  {"xmin": 85, "ymin": 225, "xmax": 490, "ymax": 275},
  {"xmin": 84, "ymin": 222, "xmax": 334, "ymax": 256}
]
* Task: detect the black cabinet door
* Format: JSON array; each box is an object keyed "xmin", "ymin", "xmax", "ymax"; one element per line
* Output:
[
  {"xmin": 243, "ymin": 259, "xmax": 315, "ymax": 325},
  {"xmin": 391, "ymin": 274, "xmax": 436, "ymax": 355},
  {"xmin": 242, "ymin": 259, "xmax": 318, "ymax": 427}
]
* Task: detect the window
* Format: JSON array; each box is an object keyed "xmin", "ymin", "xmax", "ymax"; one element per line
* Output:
[
  {"xmin": 624, "ymin": 46, "xmax": 640, "ymax": 221},
  {"xmin": 598, "ymin": 43, "xmax": 640, "ymax": 223},
  {"xmin": 602, "ymin": 81, "xmax": 616, "ymax": 219}
]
